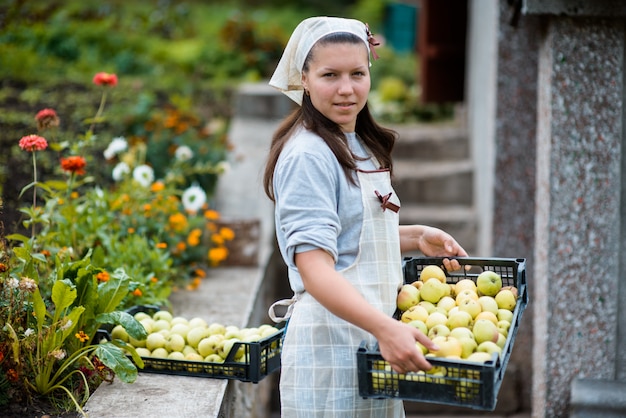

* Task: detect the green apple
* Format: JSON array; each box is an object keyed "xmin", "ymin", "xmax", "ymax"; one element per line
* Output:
[
  {"xmin": 168, "ymin": 351, "xmax": 185, "ymax": 361},
  {"xmin": 497, "ymin": 308, "xmax": 514, "ymax": 323},
  {"xmin": 476, "ymin": 341, "xmax": 502, "ymax": 357},
  {"xmin": 401, "ymin": 305, "xmax": 429, "ymax": 323},
  {"xmin": 153, "ymin": 319, "xmax": 171, "ymax": 332},
  {"xmin": 407, "ymin": 320, "xmax": 428, "ymax": 335},
  {"xmin": 165, "ymin": 333, "xmax": 186, "ymax": 353},
  {"xmin": 420, "ymin": 278, "xmax": 448, "ymax": 304},
  {"xmin": 150, "ymin": 347, "xmax": 169, "ymax": 359},
  {"xmin": 184, "ymin": 352, "xmax": 204, "ymax": 362},
  {"xmin": 466, "ymin": 351, "xmax": 493, "ymax": 363},
  {"xmin": 135, "ymin": 347, "xmax": 152, "ymax": 358},
  {"xmin": 139, "ymin": 318, "xmax": 155, "ymax": 334},
  {"xmin": 186, "ymin": 326, "xmax": 210, "ymax": 348},
  {"xmin": 472, "ymin": 319, "xmax": 499, "ymax": 344},
  {"xmin": 170, "ymin": 323, "xmax": 191, "ymax": 340},
  {"xmin": 170, "ymin": 316, "xmax": 189, "ymax": 326},
  {"xmin": 417, "ymin": 301, "xmax": 437, "ymax": 314},
  {"xmin": 425, "ymin": 311, "xmax": 448, "ymax": 329},
  {"xmin": 152, "ymin": 310, "xmax": 173, "ymax": 323},
  {"xmin": 134, "ymin": 312, "xmax": 151, "ymax": 322},
  {"xmin": 207, "ymin": 322, "xmax": 226, "ymax": 336},
  {"xmin": 428, "ymin": 324, "xmax": 451, "ymax": 339},
  {"xmin": 496, "ymin": 333, "xmax": 507, "ymax": 349},
  {"xmin": 396, "ymin": 284, "xmax": 420, "ymax": 311},
  {"xmin": 204, "ymin": 353, "xmax": 224, "ymax": 363},
  {"xmin": 431, "ymin": 336, "xmax": 462, "ymax": 358},
  {"xmin": 437, "ymin": 296, "xmax": 457, "ymax": 313},
  {"xmin": 419, "ymin": 265, "xmax": 447, "ymax": 283},
  {"xmin": 188, "ymin": 317, "xmax": 208, "ymax": 329},
  {"xmin": 197, "ymin": 334, "xmax": 224, "ymax": 357},
  {"xmin": 495, "ymin": 289, "xmax": 517, "ymax": 311},
  {"xmin": 476, "ymin": 271, "xmax": 502, "ymax": 297},
  {"xmin": 458, "ymin": 298, "xmax": 482, "ymax": 319},
  {"xmin": 218, "ymin": 338, "xmax": 237, "ymax": 360},
  {"xmin": 477, "ymin": 296, "xmax": 499, "ymax": 315},
  {"xmin": 446, "ymin": 310, "xmax": 473, "ymax": 330},
  {"xmin": 111, "ymin": 325, "xmax": 129, "ymax": 342},
  {"xmin": 146, "ymin": 332, "xmax": 167, "ymax": 351},
  {"xmin": 497, "ymin": 320, "xmax": 511, "ymax": 336},
  {"xmin": 449, "ymin": 327, "xmax": 474, "ymax": 341},
  {"xmin": 458, "ymin": 337, "xmax": 478, "ymax": 359}
]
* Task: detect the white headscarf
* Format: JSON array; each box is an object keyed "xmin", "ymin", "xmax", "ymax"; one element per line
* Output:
[{"xmin": 269, "ymin": 16, "xmax": 378, "ymax": 105}]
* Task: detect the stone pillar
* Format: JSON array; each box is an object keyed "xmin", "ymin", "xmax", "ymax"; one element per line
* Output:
[{"xmin": 533, "ymin": 15, "xmax": 624, "ymax": 418}]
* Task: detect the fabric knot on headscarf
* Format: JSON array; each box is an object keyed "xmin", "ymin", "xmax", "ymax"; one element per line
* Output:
[{"xmin": 269, "ymin": 16, "xmax": 380, "ymax": 105}]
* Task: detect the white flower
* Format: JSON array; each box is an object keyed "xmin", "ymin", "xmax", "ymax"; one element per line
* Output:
[
  {"xmin": 112, "ymin": 162, "xmax": 131, "ymax": 182},
  {"xmin": 49, "ymin": 349, "xmax": 67, "ymax": 360},
  {"xmin": 133, "ymin": 165, "xmax": 154, "ymax": 187},
  {"xmin": 215, "ymin": 161, "xmax": 230, "ymax": 174},
  {"xmin": 61, "ymin": 319, "xmax": 73, "ymax": 331},
  {"xmin": 103, "ymin": 136, "xmax": 128, "ymax": 160},
  {"xmin": 24, "ymin": 328, "xmax": 34, "ymax": 337},
  {"xmin": 182, "ymin": 184, "xmax": 207, "ymax": 213},
  {"xmin": 175, "ymin": 145, "xmax": 194, "ymax": 162},
  {"xmin": 7, "ymin": 278, "xmax": 19, "ymax": 289}
]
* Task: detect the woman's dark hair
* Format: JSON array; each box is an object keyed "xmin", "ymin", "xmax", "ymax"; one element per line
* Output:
[{"xmin": 263, "ymin": 32, "xmax": 397, "ymax": 201}]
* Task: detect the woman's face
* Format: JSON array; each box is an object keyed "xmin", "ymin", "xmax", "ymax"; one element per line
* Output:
[{"xmin": 301, "ymin": 42, "xmax": 370, "ymax": 132}]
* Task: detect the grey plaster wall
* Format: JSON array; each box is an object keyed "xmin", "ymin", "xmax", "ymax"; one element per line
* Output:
[{"xmin": 533, "ymin": 17, "xmax": 623, "ymax": 417}]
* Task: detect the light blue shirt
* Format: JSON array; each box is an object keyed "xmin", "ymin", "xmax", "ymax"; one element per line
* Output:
[{"xmin": 273, "ymin": 127, "xmax": 378, "ymax": 293}]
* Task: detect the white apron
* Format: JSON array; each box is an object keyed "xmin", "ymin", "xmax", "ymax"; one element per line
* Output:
[{"xmin": 273, "ymin": 168, "xmax": 405, "ymax": 418}]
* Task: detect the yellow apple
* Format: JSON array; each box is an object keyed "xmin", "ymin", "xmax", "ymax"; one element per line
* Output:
[
  {"xmin": 466, "ymin": 351, "xmax": 493, "ymax": 363},
  {"xmin": 497, "ymin": 308, "xmax": 514, "ymax": 323},
  {"xmin": 153, "ymin": 310, "xmax": 173, "ymax": 323},
  {"xmin": 477, "ymin": 296, "xmax": 499, "ymax": 315},
  {"xmin": 475, "ymin": 311, "xmax": 498, "ymax": 325},
  {"xmin": 135, "ymin": 347, "xmax": 151, "ymax": 358},
  {"xmin": 437, "ymin": 296, "xmax": 457, "ymax": 313},
  {"xmin": 150, "ymin": 347, "xmax": 169, "ymax": 359},
  {"xmin": 430, "ymin": 336, "xmax": 462, "ymax": 358},
  {"xmin": 186, "ymin": 326, "xmax": 210, "ymax": 348},
  {"xmin": 167, "ymin": 351, "xmax": 185, "ymax": 361},
  {"xmin": 420, "ymin": 278, "xmax": 448, "ymax": 304},
  {"xmin": 425, "ymin": 311, "xmax": 448, "ymax": 329},
  {"xmin": 449, "ymin": 326, "xmax": 474, "ymax": 341},
  {"xmin": 165, "ymin": 333, "xmax": 186, "ymax": 353},
  {"xmin": 497, "ymin": 320, "xmax": 511, "ymax": 336},
  {"xmin": 401, "ymin": 305, "xmax": 429, "ymax": 323},
  {"xmin": 476, "ymin": 341, "xmax": 502, "ymax": 357},
  {"xmin": 146, "ymin": 332, "xmax": 167, "ymax": 351},
  {"xmin": 207, "ymin": 322, "xmax": 226, "ymax": 336},
  {"xmin": 458, "ymin": 337, "xmax": 478, "ymax": 358},
  {"xmin": 476, "ymin": 271, "xmax": 502, "ymax": 296},
  {"xmin": 495, "ymin": 289, "xmax": 517, "ymax": 311},
  {"xmin": 472, "ymin": 319, "xmax": 499, "ymax": 344},
  {"xmin": 188, "ymin": 317, "xmax": 208, "ymax": 329},
  {"xmin": 410, "ymin": 280, "xmax": 423, "ymax": 290},
  {"xmin": 458, "ymin": 298, "xmax": 482, "ymax": 319},
  {"xmin": 396, "ymin": 284, "xmax": 420, "ymax": 311},
  {"xmin": 417, "ymin": 300, "xmax": 437, "ymax": 314},
  {"xmin": 455, "ymin": 289, "xmax": 479, "ymax": 305},
  {"xmin": 419, "ymin": 265, "xmax": 447, "ymax": 283},
  {"xmin": 152, "ymin": 319, "xmax": 171, "ymax": 332},
  {"xmin": 454, "ymin": 279, "xmax": 477, "ymax": 294},
  {"xmin": 170, "ymin": 316, "xmax": 189, "ymax": 326},
  {"xmin": 134, "ymin": 312, "xmax": 151, "ymax": 322},
  {"xmin": 428, "ymin": 324, "xmax": 451, "ymax": 339},
  {"xmin": 197, "ymin": 335, "xmax": 224, "ymax": 357},
  {"xmin": 407, "ymin": 319, "xmax": 428, "ymax": 335},
  {"xmin": 170, "ymin": 323, "xmax": 191, "ymax": 340},
  {"xmin": 446, "ymin": 310, "xmax": 473, "ymax": 330},
  {"xmin": 496, "ymin": 333, "xmax": 507, "ymax": 349},
  {"xmin": 204, "ymin": 353, "xmax": 224, "ymax": 363}
]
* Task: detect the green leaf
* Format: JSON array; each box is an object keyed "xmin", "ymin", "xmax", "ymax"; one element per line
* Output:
[
  {"xmin": 109, "ymin": 339, "xmax": 145, "ymax": 369},
  {"xmin": 5, "ymin": 233, "xmax": 30, "ymax": 243},
  {"xmin": 33, "ymin": 288, "xmax": 47, "ymax": 331},
  {"xmin": 60, "ymin": 306, "xmax": 86, "ymax": 342},
  {"xmin": 96, "ymin": 311, "xmax": 147, "ymax": 341},
  {"xmin": 97, "ymin": 269, "xmax": 130, "ymax": 313},
  {"xmin": 93, "ymin": 343, "xmax": 139, "ymax": 383},
  {"xmin": 51, "ymin": 279, "xmax": 77, "ymax": 318}
]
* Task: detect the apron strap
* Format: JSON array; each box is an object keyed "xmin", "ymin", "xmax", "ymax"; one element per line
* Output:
[{"xmin": 268, "ymin": 294, "xmax": 301, "ymax": 323}]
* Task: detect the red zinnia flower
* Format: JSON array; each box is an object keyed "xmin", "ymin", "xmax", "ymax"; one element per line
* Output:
[
  {"xmin": 92, "ymin": 72, "xmax": 118, "ymax": 87},
  {"xmin": 19, "ymin": 134, "xmax": 48, "ymax": 152},
  {"xmin": 60, "ymin": 156, "xmax": 87, "ymax": 175},
  {"xmin": 35, "ymin": 108, "xmax": 60, "ymax": 130}
]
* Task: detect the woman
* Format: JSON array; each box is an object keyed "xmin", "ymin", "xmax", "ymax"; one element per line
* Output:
[{"xmin": 264, "ymin": 16, "xmax": 468, "ymax": 417}]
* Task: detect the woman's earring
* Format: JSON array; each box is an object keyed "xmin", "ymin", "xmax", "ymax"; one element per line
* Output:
[{"xmin": 304, "ymin": 89, "xmax": 310, "ymax": 96}]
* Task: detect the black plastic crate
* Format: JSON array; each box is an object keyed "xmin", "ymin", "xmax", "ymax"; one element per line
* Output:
[
  {"xmin": 99, "ymin": 305, "xmax": 283, "ymax": 383},
  {"xmin": 357, "ymin": 256, "xmax": 528, "ymax": 410}
]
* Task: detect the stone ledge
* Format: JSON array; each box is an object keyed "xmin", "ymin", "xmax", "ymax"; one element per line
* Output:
[{"xmin": 570, "ymin": 378, "xmax": 626, "ymax": 418}]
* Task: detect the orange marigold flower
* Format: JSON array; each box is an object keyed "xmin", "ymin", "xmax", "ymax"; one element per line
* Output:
[
  {"xmin": 93, "ymin": 72, "xmax": 118, "ymax": 86},
  {"xmin": 219, "ymin": 226, "xmax": 235, "ymax": 241},
  {"xmin": 143, "ymin": 204, "xmax": 152, "ymax": 212},
  {"xmin": 19, "ymin": 134, "xmax": 48, "ymax": 152},
  {"xmin": 156, "ymin": 242, "xmax": 167, "ymax": 249},
  {"xmin": 150, "ymin": 181, "xmax": 165, "ymax": 192},
  {"xmin": 194, "ymin": 268, "xmax": 206, "ymax": 278},
  {"xmin": 0, "ymin": 262, "xmax": 7, "ymax": 272},
  {"xmin": 204, "ymin": 209, "xmax": 220, "ymax": 220},
  {"xmin": 7, "ymin": 369, "xmax": 18, "ymax": 382},
  {"xmin": 187, "ymin": 228, "xmax": 202, "ymax": 247},
  {"xmin": 186, "ymin": 277, "xmax": 201, "ymax": 291},
  {"xmin": 212, "ymin": 234, "xmax": 225, "ymax": 245},
  {"xmin": 35, "ymin": 108, "xmax": 60, "ymax": 130},
  {"xmin": 127, "ymin": 227, "xmax": 135, "ymax": 234},
  {"xmin": 41, "ymin": 249, "xmax": 51, "ymax": 257},
  {"xmin": 168, "ymin": 213, "xmax": 188, "ymax": 232},
  {"xmin": 150, "ymin": 277, "xmax": 158, "ymax": 284},
  {"xmin": 96, "ymin": 271, "xmax": 110, "ymax": 282},
  {"xmin": 208, "ymin": 247, "xmax": 229, "ymax": 265},
  {"xmin": 176, "ymin": 242, "xmax": 187, "ymax": 252},
  {"xmin": 70, "ymin": 191, "xmax": 79, "ymax": 199},
  {"xmin": 75, "ymin": 330, "xmax": 89, "ymax": 343},
  {"xmin": 60, "ymin": 156, "xmax": 87, "ymax": 175},
  {"xmin": 132, "ymin": 288, "xmax": 142, "ymax": 297}
]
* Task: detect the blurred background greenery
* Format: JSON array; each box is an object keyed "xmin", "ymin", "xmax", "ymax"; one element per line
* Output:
[{"xmin": 0, "ymin": 0, "xmax": 452, "ymax": 233}]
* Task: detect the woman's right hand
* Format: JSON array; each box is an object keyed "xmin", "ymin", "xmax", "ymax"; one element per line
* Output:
[{"xmin": 374, "ymin": 318, "xmax": 439, "ymax": 374}]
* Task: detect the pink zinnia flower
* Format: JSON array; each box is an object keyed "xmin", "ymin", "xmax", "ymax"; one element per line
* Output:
[
  {"xmin": 35, "ymin": 108, "xmax": 60, "ymax": 130},
  {"xmin": 60, "ymin": 156, "xmax": 87, "ymax": 175},
  {"xmin": 92, "ymin": 72, "xmax": 118, "ymax": 87},
  {"xmin": 19, "ymin": 134, "xmax": 48, "ymax": 152}
]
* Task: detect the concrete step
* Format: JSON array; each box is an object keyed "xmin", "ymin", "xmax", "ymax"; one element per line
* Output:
[
  {"xmin": 392, "ymin": 123, "xmax": 470, "ymax": 162},
  {"xmin": 393, "ymin": 159, "xmax": 473, "ymax": 206},
  {"xmin": 398, "ymin": 204, "xmax": 477, "ymax": 255}
]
